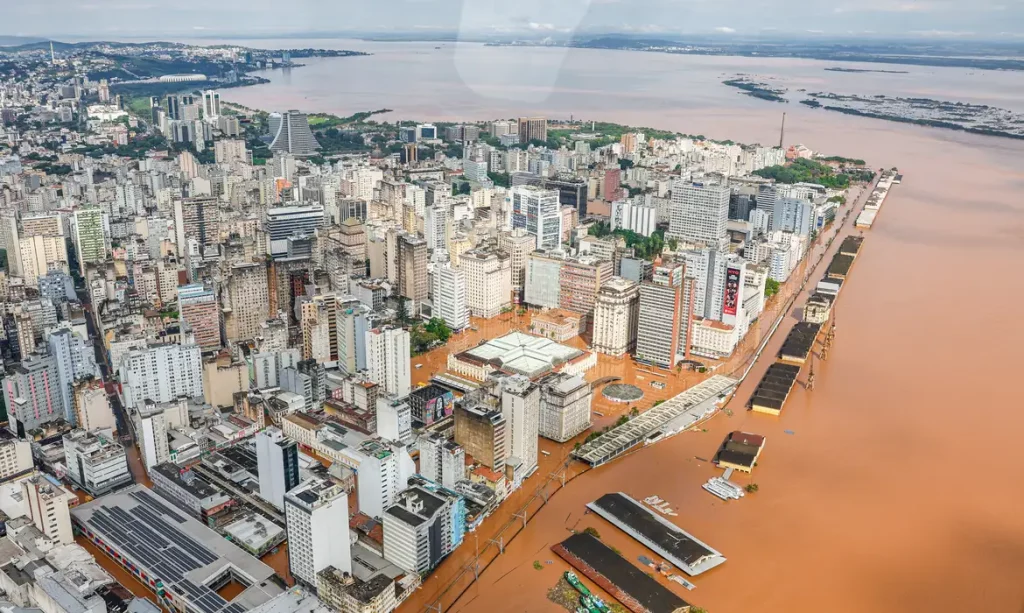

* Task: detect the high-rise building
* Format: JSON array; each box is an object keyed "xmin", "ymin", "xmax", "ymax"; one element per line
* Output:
[
  {"xmin": 366, "ymin": 327, "xmax": 411, "ymax": 398},
  {"xmin": 416, "ymin": 434, "xmax": 466, "ymax": 490},
  {"xmin": 133, "ymin": 398, "xmax": 189, "ymax": 472},
  {"xmin": 383, "ymin": 485, "xmax": 465, "ymax": 575},
  {"xmin": 266, "ymin": 205, "xmax": 324, "ymax": 258},
  {"xmin": 537, "ymin": 373, "xmax": 592, "ymax": 443},
  {"xmin": 424, "ymin": 203, "xmax": 448, "ymax": 251},
  {"xmin": 668, "ymin": 181, "xmax": 731, "ymax": 248},
  {"xmin": 118, "ymin": 343, "xmax": 204, "ymax": 410},
  {"xmin": 432, "ymin": 260, "xmax": 469, "ymax": 332},
  {"xmin": 268, "ymin": 110, "xmax": 321, "ymax": 156},
  {"xmin": 224, "ymin": 263, "xmax": 270, "ymax": 343},
  {"xmin": 397, "ymin": 234, "xmax": 428, "ymax": 307},
  {"xmin": 603, "ymin": 168, "xmax": 622, "ymax": 202},
  {"xmin": 543, "ymin": 175, "xmax": 589, "ymax": 218},
  {"xmin": 461, "ymin": 247, "xmax": 511, "ymax": 318},
  {"xmin": 178, "ymin": 284, "xmax": 220, "ymax": 351},
  {"xmin": 511, "ymin": 186, "xmax": 562, "ymax": 251},
  {"xmin": 19, "ymin": 234, "xmax": 69, "ymax": 286},
  {"xmin": 772, "ymin": 197, "xmax": 814, "ymax": 236},
  {"xmin": 497, "ymin": 228, "xmax": 536, "ymax": 303},
  {"xmin": 517, "ymin": 117, "xmax": 547, "ymax": 144},
  {"xmin": 4, "ymin": 354, "xmax": 63, "ymax": 436},
  {"xmin": 214, "ymin": 139, "xmax": 247, "ymax": 165},
  {"xmin": 63, "ymin": 429, "xmax": 132, "ymax": 497},
  {"xmin": 500, "ymin": 375, "xmax": 540, "ymax": 485},
  {"xmin": 73, "ymin": 208, "xmax": 106, "ymax": 271},
  {"xmin": 48, "ymin": 328, "xmax": 98, "ymax": 424},
  {"xmin": 256, "ymin": 427, "xmax": 300, "ymax": 511},
  {"xmin": 592, "ymin": 277, "xmax": 641, "ymax": 357},
  {"xmin": 454, "ymin": 403, "xmax": 506, "ymax": 470},
  {"xmin": 173, "ymin": 196, "xmax": 218, "ymax": 256},
  {"xmin": 610, "ymin": 199, "xmax": 657, "ymax": 237},
  {"xmin": 524, "ymin": 251, "xmax": 563, "ymax": 309},
  {"xmin": 285, "ymin": 477, "xmax": 352, "ymax": 584},
  {"xmin": 202, "ymin": 90, "xmax": 221, "ymax": 119},
  {"xmin": 559, "ymin": 256, "xmax": 613, "ymax": 329},
  {"xmin": 635, "ymin": 262, "xmax": 685, "ymax": 368},
  {"xmin": 0, "ymin": 438, "xmax": 33, "ymax": 481},
  {"xmin": 22, "ymin": 475, "xmax": 73, "ymax": 545},
  {"xmin": 356, "ymin": 439, "xmax": 414, "ymax": 519}
]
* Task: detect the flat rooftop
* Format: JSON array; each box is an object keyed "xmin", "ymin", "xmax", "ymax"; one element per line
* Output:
[
  {"xmin": 839, "ymin": 235, "xmax": 864, "ymax": 257},
  {"xmin": 553, "ymin": 533, "xmax": 690, "ymax": 613},
  {"xmin": 778, "ymin": 322, "xmax": 822, "ymax": 363},
  {"xmin": 455, "ymin": 331, "xmax": 590, "ymax": 379},
  {"xmin": 749, "ymin": 363, "xmax": 801, "ymax": 411},
  {"xmin": 587, "ymin": 493, "xmax": 726, "ymax": 576},
  {"xmin": 826, "ymin": 253, "xmax": 855, "ymax": 278},
  {"xmin": 72, "ymin": 486, "xmax": 281, "ymax": 613}
]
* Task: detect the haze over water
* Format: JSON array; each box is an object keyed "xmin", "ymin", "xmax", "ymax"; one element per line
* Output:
[{"xmin": 224, "ymin": 40, "xmax": 1024, "ymax": 612}]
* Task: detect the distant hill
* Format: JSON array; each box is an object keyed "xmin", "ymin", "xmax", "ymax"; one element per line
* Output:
[{"xmin": 0, "ymin": 36, "xmax": 51, "ymax": 48}]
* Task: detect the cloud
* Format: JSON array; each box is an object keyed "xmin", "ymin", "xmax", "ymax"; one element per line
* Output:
[{"xmin": 714, "ymin": 26, "xmax": 736, "ymax": 33}]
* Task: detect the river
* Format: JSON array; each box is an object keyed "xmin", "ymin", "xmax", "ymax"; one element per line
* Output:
[{"xmin": 214, "ymin": 40, "xmax": 1024, "ymax": 612}]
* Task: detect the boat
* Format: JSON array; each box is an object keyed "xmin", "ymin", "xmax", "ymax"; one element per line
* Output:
[
  {"xmin": 579, "ymin": 595, "xmax": 602, "ymax": 613},
  {"xmin": 565, "ymin": 571, "xmax": 592, "ymax": 597}
]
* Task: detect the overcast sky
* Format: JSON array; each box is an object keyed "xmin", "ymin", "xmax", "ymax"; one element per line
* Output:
[{"xmin": 4, "ymin": 0, "xmax": 1021, "ymax": 40}]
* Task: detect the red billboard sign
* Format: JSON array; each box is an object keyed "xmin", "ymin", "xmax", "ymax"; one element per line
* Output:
[{"xmin": 723, "ymin": 267, "xmax": 741, "ymax": 316}]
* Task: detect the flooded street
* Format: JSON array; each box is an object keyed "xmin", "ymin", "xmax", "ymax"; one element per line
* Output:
[{"xmin": 207, "ymin": 41, "xmax": 1024, "ymax": 612}]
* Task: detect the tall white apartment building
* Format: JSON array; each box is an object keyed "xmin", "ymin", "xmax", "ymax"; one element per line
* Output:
[
  {"xmin": 416, "ymin": 434, "xmax": 466, "ymax": 490},
  {"xmin": 23, "ymin": 476, "xmax": 74, "ymax": 545},
  {"xmin": 537, "ymin": 373, "xmax": 592, "ymax": 443},
  {"xmin": 133, "ymin": 398, "xmax": 188, "ymax": 472},
  {"xmin": 497, "ymin": 228, "xmax": 536, "ymax": 301},
  {"xmin": 610, "ymin": 199, "xmax": 657, "ymax": 237},
  {"xmin": 500, "ymin": 375, "xmax": 540, "ymax": 486},
  {"xmin": 460, "ymin": 247, "xmax": 511, "ymax": 318},
  {"xmin": 356, "ymin": 439, "xmax": 415, "ymax": 519},
  {"xmin": 424, "ymin": 203, "xmax": 448, "ymax": 250},
  {"xmin": 510, "ymin": 186, "xmax": 562, "ymax": 250},
  {"xmin": 256, "ymin": 427, "xmax": 301, "ymax": 510},
  {"xmin": 432, "ymin": 261, "xmax": 469, "ymax": 331},
  {"xmin": 366, "ymin": 327, "xmax": 411, "ymax": 398},
  {"xmin": 73, "ymin": 207, "xmax": 107, "ymax": 271},
  {"xmin": 118, "ymin": 343, "xmax": 204, "ymax": 410},
  {"xmin": 668, "ymin": 181, "xmax": 730, "ymax": 248},
  {"xmin": 285, "ymin": 477, "xmax": 352, "ymax": 585},
  {"xmin": 592, "ymin": 277, "xmax": 640, "ymax": 357}
]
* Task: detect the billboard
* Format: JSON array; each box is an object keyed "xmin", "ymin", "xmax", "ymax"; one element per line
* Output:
[
  {"xmin": 723, "ymin": 267, "xmax": 741, "ymax": 316},
  {"xmin": 423, "ymin": 391, "xmax": 455, "ymax": 425}
]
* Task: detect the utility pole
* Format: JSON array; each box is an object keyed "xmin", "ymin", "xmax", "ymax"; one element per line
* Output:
[{"xmin": 807, "ymin": 356, "xmax": 815, "ymax": 391}]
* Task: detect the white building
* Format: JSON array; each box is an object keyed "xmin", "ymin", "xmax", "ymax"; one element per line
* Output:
[
  {"xmin": 22, "ymin": 475, "xmax": 74, "ymax": 545},
  {"xmin": 382, "ymin": 486, "xmax": 459, "ymax": 575},
  {"xmin": 0, "ymin": 438, "xmax": 33, "ymax": 480},
  {"xmin": 431, "ymin": 261, "xmax": 469, "ymax": 331},
  {"xmin": 132, "ymin": 398, "xmax": 188, "ymax": 473},
  {"xmin": 461, "ymin": 247, "xmax": 511, "ymax": 318},
  {"xmin": 256, "ymin": 427, "xmax": 301, "ymax": 511},
  {"xmin": 510, "ymin": 186, "xmax": 562, "ymax": 251},
  {"xmin": 500, "ymin": 375, "xmax": 540, "ymax": 486},
  {"xmin": 610, "ymin": 199, "xmax": 657, "ymax": 237},
  {"xmin": 537, "ymin": 373, "xmax": 592, "ymax": 443},
  {"xmin": 376, "ymin": 397, "xmax": 412, "ymax": 444},
  {"xmin": 356, "ymin": 440, "xmax": 415, "ymax": 520},
  {"xmin": 365, "ymin": 327, "xmax": 411, "ymax": 398},
  {"xmin": 772, "ymin": 197, "xmax": 814, "ymax": 236},
  {"xmin": 668, "ymin": 181, "xmax": 730, "ymax": 248},
  {"xmin": 118, "ymin": 343, "xmax": 203, "ymax": 411},
  {"xmin": 285, "ymin": 477, "xmax": 352, "ymax": 585},
  {"xmin": 62, "ymin": 429, "xmax": 132, "ymax": 496},
  {"xmin": 416, "ymin": 434, "xmax": 466, "ymax": 491},
  {"xmin": 592, "ymin": 277, "xmax": 640, "ymax": 357}
]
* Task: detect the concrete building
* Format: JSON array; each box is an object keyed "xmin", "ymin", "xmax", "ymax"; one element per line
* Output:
[
  {"xmin": 356, "ymin": 440, "xmax": 415, "ymax": 520},
  {"xmin": 635, "ymin": 262, "xmax": 685, "ymax": 368},
  {"xmin": 460, "ymin": 247, "xmax": 511, "ymax": 318},
  {"xmin": 285, "ymin": 477, "xmax": 352, "ymax": 585},
  {"xmin": 366, "ymin": 327, "xmax": 411, "ymax": 399},
  {"xmin": 772, "ymin": 197, "xmax": 814, "ymax": 236},
  {"xmin": 500, "ymin": 375, "xmax": 540, "ymax": 485},
  {"xmin": 558, "ymin": 255, "xmax": 613, "ymax": 329},
  {"xmin": 416, "ymin": 434, "xmax": 465, "ymax": 490},
  {"xmin": 132, "ymin": 398, "xmax": 188, "ymax": 472},
  {"xmin": 0, "ymin": 438, "xmax": 33, "ymax": 481},
  {"xmin": 224, "ymin": 263, "xmax": 270, "ymax": 343},
  {"xmin": 517, "ymin": 117, "xmax": 547, "ymax": 144},
  {"xmin": 523, "ymin": 251, "xmax": 562, "ymax": 309},
  {"xmin": 150, "ymin": 463, "xmax": 232, "ymax": 519},
  {"xmin": 497, "ymin": 228, "xmax": 536, "ymax": 303},
  {"xmin": 382, "ymin": 485, "xmax": 465, "ymax": 576},
  {"xmin": 62, "ymin": 429, "xmax": 132, "ymax": 496},
  {"xmin": 592, "ymin": 277, "xmax": 640, "ymax": 357},
  {"xmin": 4, "ymin": 354, "xmax": 63, "ymax": 436},
  {"xmin": 610, "ymin": 199, "xmax": 657, "ymax": 237},
  {"xmin": 73, "ymin": 381, "xmax": 115, "ymax": 433},
  {"xmin": 118, "ymin": 343, "xmax": 203, "ymax": 411},
  {"xmin": 73, "ymin": 207, "xmax": 106, "ymax": 271},
  {"xmin": 511, "ymin": 186, "xmax": 562, "ymax": 251},
  {"xmin": 23, "ymin": 475, "xmax": 73, "ymax": 545},
  {"xmin": 668, "ymin": 181, "xmax": 730, "ymax": 248},
  {"xmin": 256, "ymin": 427, "xmax": 300, "ymax": 511},
  {"xmin": 268, "ymin": 110, "xmax": 321, "ymax": 156},
  {"xmin": 376, "ymin": 397, "xmax": 412, "ymax": 444},
  {"xmin": 396, "ymin": 234, "xmax": 428, "ymax": 308},
  {"xmin": 454, "ymin": 404, "xmax": 506, "ymax": 471},
  {"xmin": 537, "ymin": 373, "xmax": 592, "ymax": 443},
  {"xmin": 431, "ymin": 261, "xmax": 469, "ymax": 332},
  {"xmin": 178, "ymin": 284, "xmax": 220, "ymax": 351},
  {"xmin": 318, "ymin": 569, "xmax": 398, "ymax": 613}
]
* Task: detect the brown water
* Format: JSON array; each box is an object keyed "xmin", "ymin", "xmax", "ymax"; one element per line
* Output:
[{"xmin": 213, "ymin": 41, "xmax": 1024, "ymax": 612}]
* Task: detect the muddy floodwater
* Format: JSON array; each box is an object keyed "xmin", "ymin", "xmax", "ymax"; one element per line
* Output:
[{"xmin": 202, "ymin": 40, "xmax": 1024, "ymax": 612}]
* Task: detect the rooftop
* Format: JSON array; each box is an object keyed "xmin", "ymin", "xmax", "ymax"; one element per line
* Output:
[{"xmin": 456, "ymin": 332, "xmax": 589, "ymax": 379}]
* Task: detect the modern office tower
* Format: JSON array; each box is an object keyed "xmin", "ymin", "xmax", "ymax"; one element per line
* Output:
[
  {"xmin": 592, "ymin": 277, "xmax": 641, "ymax": 357},
  {"xmin": 417, "ymin": 434, "xmax": 466, "ymax": 490},
  {"xmin": 537, "ymin": 373, "xmax": 592, "ymax": 443},
  {"xmin": 397, "ymin": 234, "xmax": 428, "ymax": 307},
  {"xmin": 460, "ymin": 247, "xmax": 512, "ymax": 318},
  {"xmin": 497, "ymin": 228, "xmax": 536, "ymax": 303},
  {"xmin": 223, "ymin": 263, "xmax": 270, "ymax": 343},
  {"xmin": 772, "ymin": 197, "xmax": 814, "ymax": 236},
  {"xmin": 454, "ymin": 403, "xmax": 506, "ymax": 470},
  {"xmin": 635, "ymin": 262, "xmax": 685, "ymax": 368},
  {"xmin": 424, "ymin": 203, "xmax": 448, "ymax": 250},
  {"xmin": 256, "ymin": 427, "xmax": 300, "ymax": 511},
  {"xmin": 610, "ymin": 199, "xmax": 657, "ymax": 237},
  {"xmin": 268, "ymin": 110, "xmax": 321, "ymax": 156},
  {"xmin": 524, "ymin": 251, "xmax": 563, "ymax": 309},
  {"xmin": 202, "ymin": 90, "xmax": 221, "ymax": 119},
  {"xmin": 62, "ymin": 429, "xmax": 132, "ymax": 497},
  {"xmin": 178, "ymin": 284, "xmax": 220, "ymax": 351},
  {"xmin": 559, "ymin": 256, "xmax": 613, "ymax": 329},
  {"xmin": 0, "ymin": 438, "xmax": 33, "ymax": 480},
  {"xmin": 517, "ymin": 117, "xmax": 547, "ymax": 144},
  {"xmin": 166, "ymin": 94, "xmax": 182, "ymax": 120},
  {"xmin": 414, "ymin": 123, "xmax": 437, "ymax": 141},
  {"xmin": 383, "ymin": 485, "xmax": 465, "ymax": 575},
  {"xmin": 3, "ymin": 354, "xmax": 63, "ymax": 436},
  {"xmin": 22, "ymin": 475, "xmax": 73, "ymax": 545},
  {"xmin": 668, "ymin": 181, "xmax": 731, "ymax": 248},
  {"xmin": 285, "ymin": 478, "xmax": 352, "ymax": 584},
  {"xmin": 173, "ymin": 195, "xmax": 217, "ymax": 256},
  {"xmin": 265, "ymin": 205, "xmax": 324, "ymax": 258},
  {"xmin": 118, "ymin": 343, "xmax": 204, "ymax": 410},
  {"xmin": 432, "ymin": 260, "xmax": 469, "ymax": 332},
  {"xmin": 511, "ymin": 186, "xmax": 562, "ymax": 251},
  {"xmin": 543, "ymin": 174, "xmax": 589, "ymax": 217},
  {"xmin": 73, "ymin": 207, "xmax": 106, "ymax": 270},
  {"xmin": 500, "ymin": 375, "xmax": 540, "ymax": 485},
  {"xmin": 48, "ymin": 328, "xmax": 98, "ymax": 424},
  {"xmin": 366, "ymin": 327, "xmax": 411, "ymax": 398},
  {"xmin": 356, "ymin": 439, "xmax": 414, "ymax": 519}
]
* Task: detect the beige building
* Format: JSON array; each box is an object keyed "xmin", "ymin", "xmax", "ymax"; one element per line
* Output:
[
  {"xmin": 0, "ymin": 439, "xmax": 33, "ymax": 481},
  {"xmin": 497, "ymin": 228, "xmax": 536, "ymax": 302},
  {"xmin": 203, "ymin": 356, "xmax": 248, "ymax": 408},
  {"xmin": 22, "ymin": 475, "xmax": 74, "ymax": 545},
  {"xmin": 592, "ymin": 277, "xmax": 640, "ymax": 357},
  {"xmin": 531, "ymin": 309, "xmax": 583, "ymax": 342},
  {"xmin": 318, "ymin": 567, "xmax": 397, "ymax": 613},
  {"xmin": 19, "ymin": 235, "xmax": 69, "ymax": 285},
  {"xmin": 461, "ymin": 247, "xmax": 512, "ymax": 318},
  {"xmin": 224, "ymin": 262, "xmax": 269, "ymax": 342},
  {"xmin": 73, "ymin": 380, "xmax": 117, "ymax": 433},
  {"xmin": 301, "ymin": 294, "xmax": 339, "ymax": 363}
]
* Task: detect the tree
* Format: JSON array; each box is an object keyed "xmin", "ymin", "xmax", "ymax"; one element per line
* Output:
[
  {"xmin": 618, "ymin": 158, "xmax": 634, "ymax": 170},
  {"xmin": 583, "ymin": 527, "xmax": 601, "ymax": 538},
  {"xmin": 395, "ymin": 297, "xmax": 410, "ymax": 325},
  {"xmin": 745, "ymin": 483, "xmax": 760, "ymax": 493},
  {"xmin": 629, "ymin": 407, "xmax": 639, "ymax": 418},
  {"xmin": 764, "ymin": 278, "xmax": 780, "ymax": 297},
  {"xmin": 424, "ymin": 318, "xmax": 452, "ymax": 344}
]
